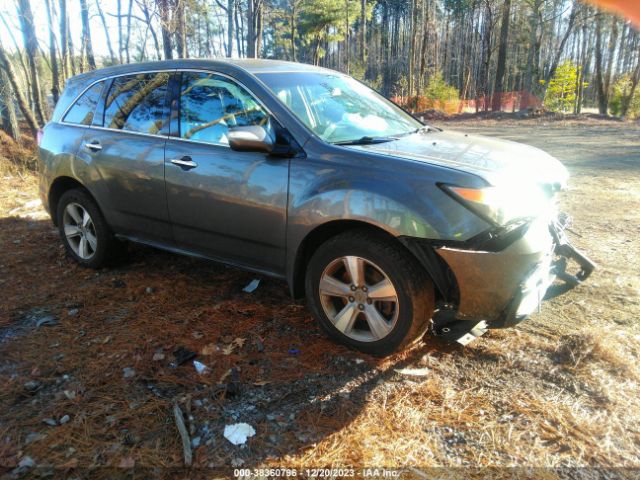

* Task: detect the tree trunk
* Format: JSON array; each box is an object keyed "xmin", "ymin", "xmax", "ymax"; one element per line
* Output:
[
  {"xmin": 95, "ymin": 0, "xmax": 116, "ymax": 63},
  {"xmin": 621, "ymin": 59, "xmax": 640, "ymax": 117},
  {"xmin": 492, "ymin": 0, "xmax": 512, "ymax": 111},
  {"xmin": 604, "ymin": 16, "xmax": 618, "ymax": 97},
  {"xmin": 543, "ymin": 0, "xmax": 578, "ymax": 87},
  {"xmin": 59, "ymin": 0, "xmax": 70, "ymax": 77},
  {"xmin": 290, "ymin": 2, "xmax": 297, "ymax": 61},
  {"xmin": 247, "ymin": 0, "xmax": 255, "ymax": 58},
  {"xmin": 125, "ymin": 0, "xmax": 134, "ymax": 62},
  {"xmin": 594, "ymin": 11, "xmax": 608, "ymax": 114},
  {"xmin": 360, "ymin": 0, "xmax": 366, "ymax": 63},
  {"xmin": 158, "ymin": 0, "xmax": 173, "ymax": 59},
  {"xmin": 0, "ymin": 44, "xmax": 40, "ymax": 136},
  {"xmin": 0, "ymin": 69, "xmax": 21, "ymax": 140},
  {"xmin": 139, "ymin": 0, "xmax": 162, "ymax": 60},
  {"xmin": 176, "ymin": 0, "xmax": 187, "ymax": 58},
  {"xmin": 80, "ymin": 0, "xmax": 97, "ymax": 69},
  {"xmin": 227, "ymin": 0, "xmax": 235, "ymax": 57},
  {"xmin": 17, "ymin": 0, "xmax": 47, "ymax": 125},
  {"xmin": 117, "ymin": 0, "xmax": 124, "ymax": 63},
  {"xmin": 45, "ymin": 0, "xmax": 62, "ymax": 103}
]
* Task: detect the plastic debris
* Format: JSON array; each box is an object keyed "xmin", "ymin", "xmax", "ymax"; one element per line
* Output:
[
  {"xmin": 354, "ymin": 358, "xmax": 365, "ymax": 364},
  {"xmin": 394, "ymin": 367, "xmax": 429, "ymax": 377},
  {"xmin": 193, "ymin": 360, "xmax": 209, "ymax": 374},
  {"xmin": 59, "ymin": 415, "xmax": 70, "ymax": 424},
  {"xmin": 288, "ymin": 348, "xmax": 300, "ymax": 355},
  {"xmin": 242, "ymin": 279, "xmax": 260, "ymax": 293},
  {"xmin": 18, "ymin": 456, "xmax": 35, "ymax": 469},
  {"xmin": 36, "ymin": 316, "xmax": 58, "ymax": 328},
  {"xmin": 122, "ymin": 367, "xmax": 135, "ymax": 378},
  {"xmin": 172, "ymin": 347, "xmax": 196, "ymax": 366},
  {"xmin": 224, "ymin": 423, "xmax": 256, "ymax": 446}
]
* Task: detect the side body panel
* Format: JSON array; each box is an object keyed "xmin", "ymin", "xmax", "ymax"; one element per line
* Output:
[
  {"xmin": 164, "ymin": 138, "xmax": 289, "ymax": 273},
  {"xmin": 284, "ymin": 137, "xmax": 493, "ymax": 288},
  {"xmin": 78, "ymin": 128, "xmax": 171, "ymax": 242}
]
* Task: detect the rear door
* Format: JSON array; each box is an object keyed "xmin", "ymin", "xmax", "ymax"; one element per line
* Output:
[
  {"xmin": 164, "ymin": 70, "xmax": 289, "ymax": 274},
  {"xmin": 82, "ymin": 71, "xmax": 173, "ymax": 243}
]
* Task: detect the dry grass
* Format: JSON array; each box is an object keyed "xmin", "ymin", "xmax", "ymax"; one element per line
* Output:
[{"xmin": 0, "ymin": 121, "xmax": 639, "ymax": 477}]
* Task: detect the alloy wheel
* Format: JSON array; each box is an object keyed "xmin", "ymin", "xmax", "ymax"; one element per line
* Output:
[
  {"xmin": 319, "ymin": 256, "xmax": 399, "ymax": 342},
  {"xmin": 63, "ymin": 202, "xmax": 98, "ymax": 260}
]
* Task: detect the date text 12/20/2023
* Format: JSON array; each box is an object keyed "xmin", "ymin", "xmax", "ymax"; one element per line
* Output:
[{"xmin": 233, "ymin": 468, "xmax": 402, "ymax": 477}]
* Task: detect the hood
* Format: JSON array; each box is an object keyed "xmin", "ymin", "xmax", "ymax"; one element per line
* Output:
[{"xmin": 345, "ymin": 129, "xmax": 569, "ymax": 189}]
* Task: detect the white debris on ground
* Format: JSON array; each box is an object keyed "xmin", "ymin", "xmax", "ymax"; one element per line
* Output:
[
  {"xmin": 223, "ymin": 423, "xmax": 256, "ymax": 446},
  {"xmin": 7, "ymin": 198, "xmax": 48, "ymax": 220},
  {"xmin": 242, "ymin": 279, "xmax": 260, "ymax": 293},
  {"xmin": 394, "ymin": 367, "xmax": 429, "ymax": 377},
  {"xmin": 193, "ymin": 360, "xmax": 209, "ymax": 374}
]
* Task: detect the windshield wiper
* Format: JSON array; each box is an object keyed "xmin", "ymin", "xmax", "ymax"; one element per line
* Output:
[{"xmin": 333, "ymin": 136, "xmax": 397, "ymax": 146}]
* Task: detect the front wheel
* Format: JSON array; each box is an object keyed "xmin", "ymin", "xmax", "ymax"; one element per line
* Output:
[{"xmin": 305, "ymin": 230, "xmax": 435, "ymax": 356}]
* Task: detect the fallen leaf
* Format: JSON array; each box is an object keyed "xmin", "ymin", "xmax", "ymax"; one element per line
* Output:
[
  {"xmin": 253, "ymin": 380, "xmax": 271, "ymax": 386},
  {"xmin": 201, "ymin": 343, "xmax": 217, "ymax": 355},
  {"xmin": 221, "ymin": 344, "xmax": 235, "ymax": 355},
  {"xmin": 233, "ymin": 337, "xmax": 246, "ymax": 348}
]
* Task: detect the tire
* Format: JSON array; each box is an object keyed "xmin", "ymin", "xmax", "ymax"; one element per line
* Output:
[
  {"xmin": 56, "ymin": 189, "xmax": 123, "ymax": 269},
  {"xmin": 306, "ymin": 229, "xmax": 435, "ymax": 356}
]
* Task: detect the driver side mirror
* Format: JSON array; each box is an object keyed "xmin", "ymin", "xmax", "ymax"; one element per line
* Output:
[{"xmin": 228, "ymin": 125, "xmax": 274, "ymax": 154}]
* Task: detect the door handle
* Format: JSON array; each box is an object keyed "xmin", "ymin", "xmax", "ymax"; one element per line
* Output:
[
  {"xmin": 170, "ymin": 156, "xmax": 198, "ymax": 170},
  {"xmin": 84, "ymin": 141, "xmax": 102, "ymax": 152}
]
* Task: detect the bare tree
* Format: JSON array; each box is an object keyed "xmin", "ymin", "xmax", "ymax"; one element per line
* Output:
[
  {"xmin": 492, "ymin": 0, "xmax": 512, "ymax": 111},
  {"xmin": 0, "ymin": 43, "xmax": 40, "ymax": 135},
  {"xmin": 80, "ymin": 0, "xmax": 97, "ymax": 69},
  {"xmin": 594, "ymin": 10, "xmax": 608, "ymax": 114},
  {"xmin": 17, "ymin": 0, "xmax": 47, "ymax": 125},
  {"xmin": 0, "ymin": 69, "xmax": 21, "ymax": 140},
  {"xmin": 158, "ymin": 0, "xmax": 174, "ymax": 59},
  {"xmin": 45, "ymin": 0, "xmax": 62, "ymax": 103},
  {"xmin": 95, "ymin": 0, "xmax": 117, "ymax": 63}
]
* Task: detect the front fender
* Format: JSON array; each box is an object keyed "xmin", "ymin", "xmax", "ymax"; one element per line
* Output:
[{"xmin": 285, "ymin": 143, "xmax": 492, "ymax": 289}]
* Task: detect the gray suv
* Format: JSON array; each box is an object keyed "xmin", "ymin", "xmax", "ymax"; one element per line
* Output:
[{"xmin": 38, "ymin": 59, "xmax": 594, "ymax": 355}]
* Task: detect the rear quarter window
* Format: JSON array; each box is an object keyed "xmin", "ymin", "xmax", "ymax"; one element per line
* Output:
[{"xmin": 62, "ymin": 81, "xmax": 105, "ymax": 126}]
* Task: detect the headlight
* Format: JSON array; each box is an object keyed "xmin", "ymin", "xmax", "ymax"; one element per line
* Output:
[{"xmin": 441, "ymin": 184, "xmax": 553, "ymax": 226}]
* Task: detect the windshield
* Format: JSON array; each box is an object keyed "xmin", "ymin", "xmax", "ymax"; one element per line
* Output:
[{"xmin": 256, "ymin": 72, "xmax": 422, "ymax": 144}]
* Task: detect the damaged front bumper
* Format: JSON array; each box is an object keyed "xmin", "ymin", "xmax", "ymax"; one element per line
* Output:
[{"xmin": 431, "ymin": 213, "xmax": 595, "ymax": 343}]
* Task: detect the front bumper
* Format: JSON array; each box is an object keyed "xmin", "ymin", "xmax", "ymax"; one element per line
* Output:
[{"xmin": 435, "ymin": 213, "xmax": 595, "ymax": 331}]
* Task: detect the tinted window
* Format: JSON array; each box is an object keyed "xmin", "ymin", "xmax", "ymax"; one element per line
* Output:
[
  {"xmin": 103, "ymin": 72, "xmax": 169, "ymax": 134},
  {"xmin": 179, "ymin": 72, "xmax": 268, "ymax": 145},
  {"xmin": 62, "ymin": 81, "xmax": 104, "ymax": 125}
]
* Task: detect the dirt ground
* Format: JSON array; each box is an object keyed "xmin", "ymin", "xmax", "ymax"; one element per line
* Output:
[{"xmin": 0, "ymin": 118, "xmax": 639, "ymax": 479}]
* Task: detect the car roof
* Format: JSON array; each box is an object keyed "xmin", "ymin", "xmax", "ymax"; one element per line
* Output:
[{"xmin": 67, "ymin": 58, "xmax": 333, "ymax": 85}]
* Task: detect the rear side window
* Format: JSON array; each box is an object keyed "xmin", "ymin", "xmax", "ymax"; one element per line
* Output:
[
  {"xmin": 62, "ymin": 81, "xmax": 104, "ymax": 125},
  {"xmin": 103, "ymin": 72, "xmax": 169, "ymax": 135},
  {"xmin": 178, "ymin": 72, "xmax": 268, "ymax": 145}
]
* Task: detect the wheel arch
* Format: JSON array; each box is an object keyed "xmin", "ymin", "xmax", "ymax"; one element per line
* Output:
[
  {"xmin": 289, "ymin": 219, "xmax": 457, "ymax": 302},
  {"xmin": 48, "ymin": 176, "xmax": 96, "ymax": 226}
]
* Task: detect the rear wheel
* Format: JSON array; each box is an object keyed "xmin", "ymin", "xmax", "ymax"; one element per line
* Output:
[
  {"xmin": 56, "ymin": 189, "xmax": 123, "ymax": 268},
  {"xmin": 306, "ymin": 230, "xmax": 434, "ymax": 355}
]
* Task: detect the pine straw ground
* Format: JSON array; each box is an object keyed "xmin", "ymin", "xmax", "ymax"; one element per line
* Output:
[{"xmin": 0, "ymin": 119, "xmax": 639, "ymax": 479}]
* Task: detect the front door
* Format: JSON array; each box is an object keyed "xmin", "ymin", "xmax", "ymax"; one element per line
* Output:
[{"xmin": 164, "ymin": 71, "xmax": 289, "ymax": 274}]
